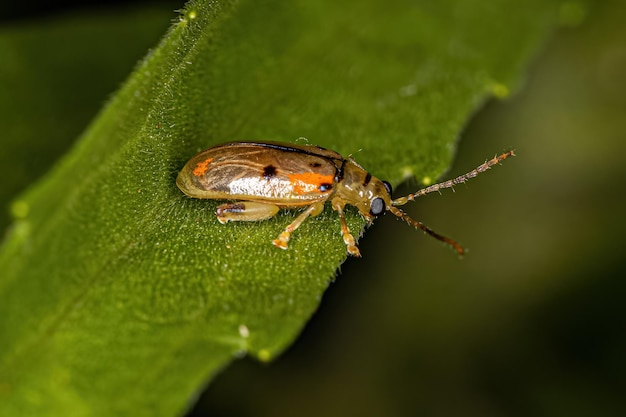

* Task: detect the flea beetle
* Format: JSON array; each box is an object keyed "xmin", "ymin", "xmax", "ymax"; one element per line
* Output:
[{"xmin": 176, "ymin": 141, "xmax": 514, "ymax": 257}]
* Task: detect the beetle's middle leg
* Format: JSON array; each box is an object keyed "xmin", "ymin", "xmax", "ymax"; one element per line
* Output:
[
  {"xmin": 216, "ymin": 201, "xmax": 280, "ymax": 223},
  {"xmin": 272, "ymin": 202, "xmax": 324, "ymax": 250},
  {"xmin": 333, "ymin": 203, "xmax": 361, "ymax": 257}
]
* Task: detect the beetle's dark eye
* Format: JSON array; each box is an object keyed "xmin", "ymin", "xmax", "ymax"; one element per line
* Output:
[
  {"xmin": 370, "ymin": 197, "xmax": 385, "ymax": 216},
  {"xmin": 382, "ymin": 181, "xmax": 392, "ymax": 196}
]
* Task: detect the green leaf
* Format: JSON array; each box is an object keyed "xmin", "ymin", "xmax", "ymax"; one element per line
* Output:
[{"xmin": 0, "ymin": 0, "xmax": 561, "ymax": 416}]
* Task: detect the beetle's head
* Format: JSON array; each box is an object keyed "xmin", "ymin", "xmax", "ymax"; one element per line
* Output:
[
  {"xmin": 335, "ymin": 160, "xmax": 394, "ymax": 219},
  {"xmin": 343, "ymin": 175, "xmax": 393, "ymax": 220},
  {"xmin": 364, "ymin": 178, "xmax": 393, "ymax": 218}
]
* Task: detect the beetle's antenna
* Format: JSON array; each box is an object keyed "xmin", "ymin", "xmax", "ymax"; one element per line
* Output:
[
  {"xmin": 388, "ymin": 206, "xmax": 465, "ymax": 256},
  {"xmin": 392, "ymin": 150, "xmax": 515, "ymax": 206}
]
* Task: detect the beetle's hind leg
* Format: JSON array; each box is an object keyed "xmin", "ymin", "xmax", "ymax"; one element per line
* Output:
[
  {"xmin": 272, "ymin": 202, "xmax": 324, "ymax": 250},
  {"xmin": 216, "ymin": 201, "xmax": 280, "ymax": 223}
]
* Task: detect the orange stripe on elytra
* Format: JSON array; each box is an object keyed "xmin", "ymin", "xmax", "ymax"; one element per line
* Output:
[
  {"xmin": 288, "ymin": 173, "xmax": 334, "ymax": 194},
  {"xmin": 192, "ymin": 158, "xmax": 214, "ymax": 176}
]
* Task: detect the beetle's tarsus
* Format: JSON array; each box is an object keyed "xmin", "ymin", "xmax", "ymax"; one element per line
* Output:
[
  {"xmin": 346, "ymin": 244, "xmax": 361, "ymax": 257},
  {"xmin": 272, "ymin": 234, "xmax": 290, "ymax": 250}
]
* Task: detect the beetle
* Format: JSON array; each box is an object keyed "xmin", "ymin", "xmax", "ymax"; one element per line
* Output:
[{"xmin": 176, "ymin": 141, "xmax": 514, "ymax": 257}]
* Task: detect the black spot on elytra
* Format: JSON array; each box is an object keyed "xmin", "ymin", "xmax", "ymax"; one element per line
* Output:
[
  {"xmin": 263, "ymin": 165, "xmax": 277, "ymax": 179},
  {"xmin": 319, "ymin": 183, "xmax": 333, "ymax": 192},
  {"xmin": 310, "ymin": 162, "xmax": 322, "ymax": 168}
]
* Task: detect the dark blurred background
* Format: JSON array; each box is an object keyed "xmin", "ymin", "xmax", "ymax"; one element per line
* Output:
[
  {"xmin": 0, "ymin": 0, "xmax": 174, "ymax": 22},
  {"xmin": 2, "ymin": 1, "xmax": 625, "ymax": 416}
]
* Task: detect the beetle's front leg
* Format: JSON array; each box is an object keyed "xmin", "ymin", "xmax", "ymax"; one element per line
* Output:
[{"xmin": 216, "ymin": 201, "xmax": 280, "ymax": 223}]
